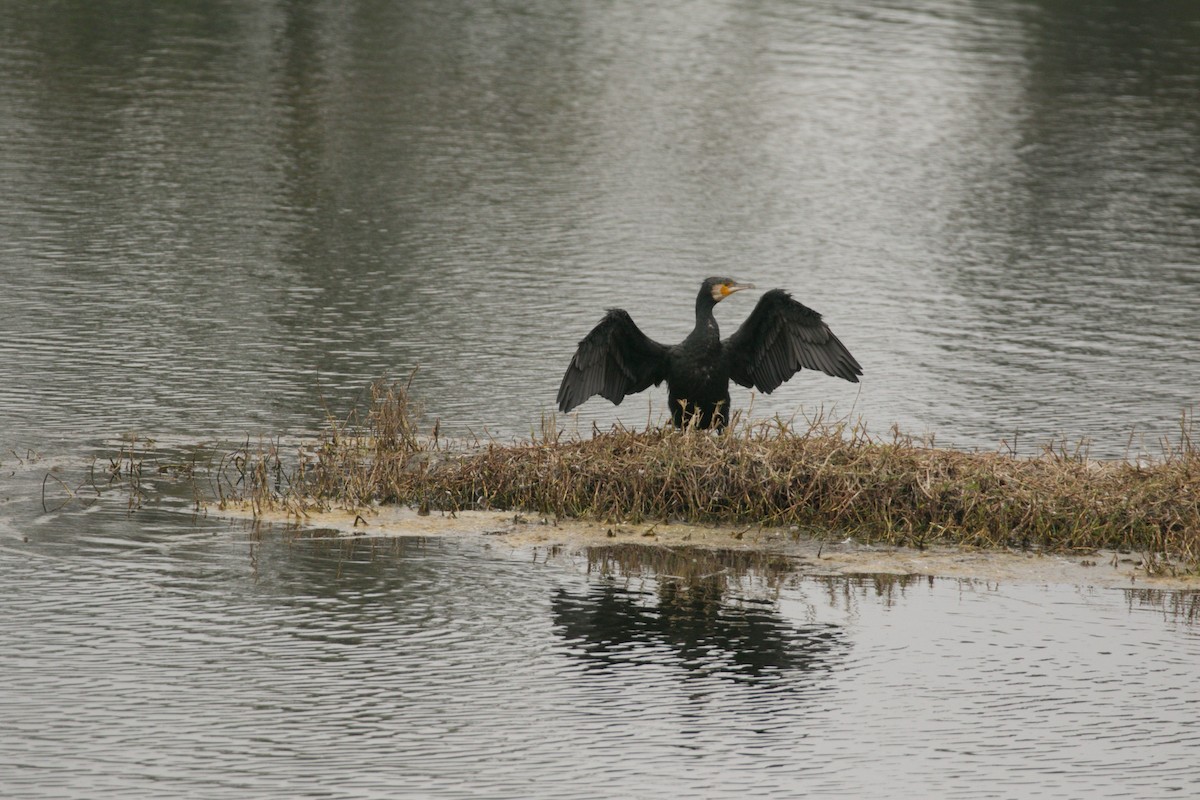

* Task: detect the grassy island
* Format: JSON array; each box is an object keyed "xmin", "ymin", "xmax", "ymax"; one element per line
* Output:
[{"xmin": 227, "ymin": 382, "xmax": 1200, "ymax": 573}]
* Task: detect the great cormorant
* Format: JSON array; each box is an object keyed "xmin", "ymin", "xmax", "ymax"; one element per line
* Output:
[{"xmin": 557, "ymin": 277, "xmax": 862, "ymax": 430}]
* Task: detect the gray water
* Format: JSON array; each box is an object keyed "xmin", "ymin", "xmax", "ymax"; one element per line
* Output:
[
  {"xmin": 4, "ymin": 496, "xmax": 1200, "ymax": 799},
  {"xmin": 2, "ymin": 1, "xmax": 1200, "ymax": 797}
]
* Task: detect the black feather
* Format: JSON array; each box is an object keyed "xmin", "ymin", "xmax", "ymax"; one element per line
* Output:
[
  {"xmin": 557, "ymin": 309, "xmax": 669, "ymax": 413},
  {"xmin": 558, "ymin": 280, "xmax": 861, "ymax": 429},
  {"xmin": 726, "ymin": 288, "xmax": 861, "ymax": 393}
]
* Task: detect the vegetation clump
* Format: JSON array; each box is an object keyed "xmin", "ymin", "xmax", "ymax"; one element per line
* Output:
[{"xmin": 229, "ymin": 381, "xmax": 1200, "ymax": 571}]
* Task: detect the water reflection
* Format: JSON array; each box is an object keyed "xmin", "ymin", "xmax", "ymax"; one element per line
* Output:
[
  {"xmin": 6, "ymin": 505, "xmax": 1200, "ymax": 799},
  {"xmin": 811, "ymin": 571, "xmax": 936, "ymax": 610},
  {"xmin": 1124, "ymin": 588, "xmax": 1200, "ymax": 624},
  {"xmin": 552, "ymin": 544, "xmax": 834, "ymax": 685},
  {"xmin": 553, "ymin": 582, "xmax": 844, "ymax": 685}
]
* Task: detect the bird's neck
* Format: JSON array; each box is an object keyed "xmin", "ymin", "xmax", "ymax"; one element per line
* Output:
[{"xmin": 691, "ymin": 295, "xmax": 720, "ymax": 344}]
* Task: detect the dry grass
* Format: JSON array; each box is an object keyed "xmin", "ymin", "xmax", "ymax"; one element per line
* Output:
[{"xmin": 227, "ymin": 380, "xmax": 1200, "ymax": 572}]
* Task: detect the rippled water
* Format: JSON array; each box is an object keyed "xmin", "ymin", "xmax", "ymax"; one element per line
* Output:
[
  {"xmin": 2, "ymin": 0, "xmax": 1197, "ymax": 453},
  {"xmin": 4, "ymin": 500, "xmax": 1199, "ymax": 799},
  {"xmin": 3, "ymin": 1, "xmax": 1200, "ymax": 798}
]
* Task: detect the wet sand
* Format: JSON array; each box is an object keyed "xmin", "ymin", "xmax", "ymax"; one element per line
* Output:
[{"xmin": 225, "ymin": 504, "xmax": 1200, "ymax": 590}]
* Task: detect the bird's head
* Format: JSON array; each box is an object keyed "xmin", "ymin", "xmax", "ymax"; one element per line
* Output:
[{"xmin": 703, "ymin": 277, "xmax": 755, "ymax": 303}]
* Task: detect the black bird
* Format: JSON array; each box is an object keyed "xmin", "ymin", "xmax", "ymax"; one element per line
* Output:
[{"xmin": 557, "ymin": 277, "xmax": 862, "ymax": 430}]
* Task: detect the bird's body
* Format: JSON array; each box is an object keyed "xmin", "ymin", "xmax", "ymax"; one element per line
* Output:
[
  {"xmin": 557, "ymin": 278, "xmax": 862, "ymax": 430},
  {"xmin": 665, "ymin": 294, "xmax": 730, "ymax": 429}
]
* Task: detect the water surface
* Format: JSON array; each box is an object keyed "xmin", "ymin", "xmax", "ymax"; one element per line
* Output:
[
  {"xmin": 2, "ymin": 1, "xmax": 1200, "ymax": 798},
  {"xmin": 1, "ymin": 0, "xmax": 1197, "ymax": 454},
  {"xmin": 3, "ymin": 504, "xmax": 1199, "ymax": 799}
]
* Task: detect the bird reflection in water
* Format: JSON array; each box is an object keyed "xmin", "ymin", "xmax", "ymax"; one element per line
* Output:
[{"xmin": 551, "ymin": 544, "xmax": 846, "ymax": 685}]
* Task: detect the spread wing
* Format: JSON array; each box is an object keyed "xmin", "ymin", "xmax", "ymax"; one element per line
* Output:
[
  {"xmin": 557, "ymin": 309, "xmax": 670, "ymax": 413},
  {"xmin": 724, "ymin": 289, "xmax": 862, "ymax": 393}
]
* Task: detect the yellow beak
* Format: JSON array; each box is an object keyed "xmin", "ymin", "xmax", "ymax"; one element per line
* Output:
[{"xmin": 721, "ymin": 281, "xmax": 755, "ymax": 296}]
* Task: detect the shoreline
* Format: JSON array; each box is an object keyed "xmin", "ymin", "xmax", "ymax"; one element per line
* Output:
[
  {"xmin": 214, "ymin": 382, "xmax": 1200, "ymax": 578},
  {"xmin": 226, "ymin": 504, "xmax": 1200, "ymax": 590}
]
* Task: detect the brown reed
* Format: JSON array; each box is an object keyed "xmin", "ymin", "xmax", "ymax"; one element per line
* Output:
[{"xmin": 233, "ymin": 380, "xmax": 1200, "ymax": 572}]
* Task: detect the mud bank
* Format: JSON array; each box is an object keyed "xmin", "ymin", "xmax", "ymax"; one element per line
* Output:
[{"xmin": 227, "ymin": 504, "xmax": 1200, "ymax": 590}]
